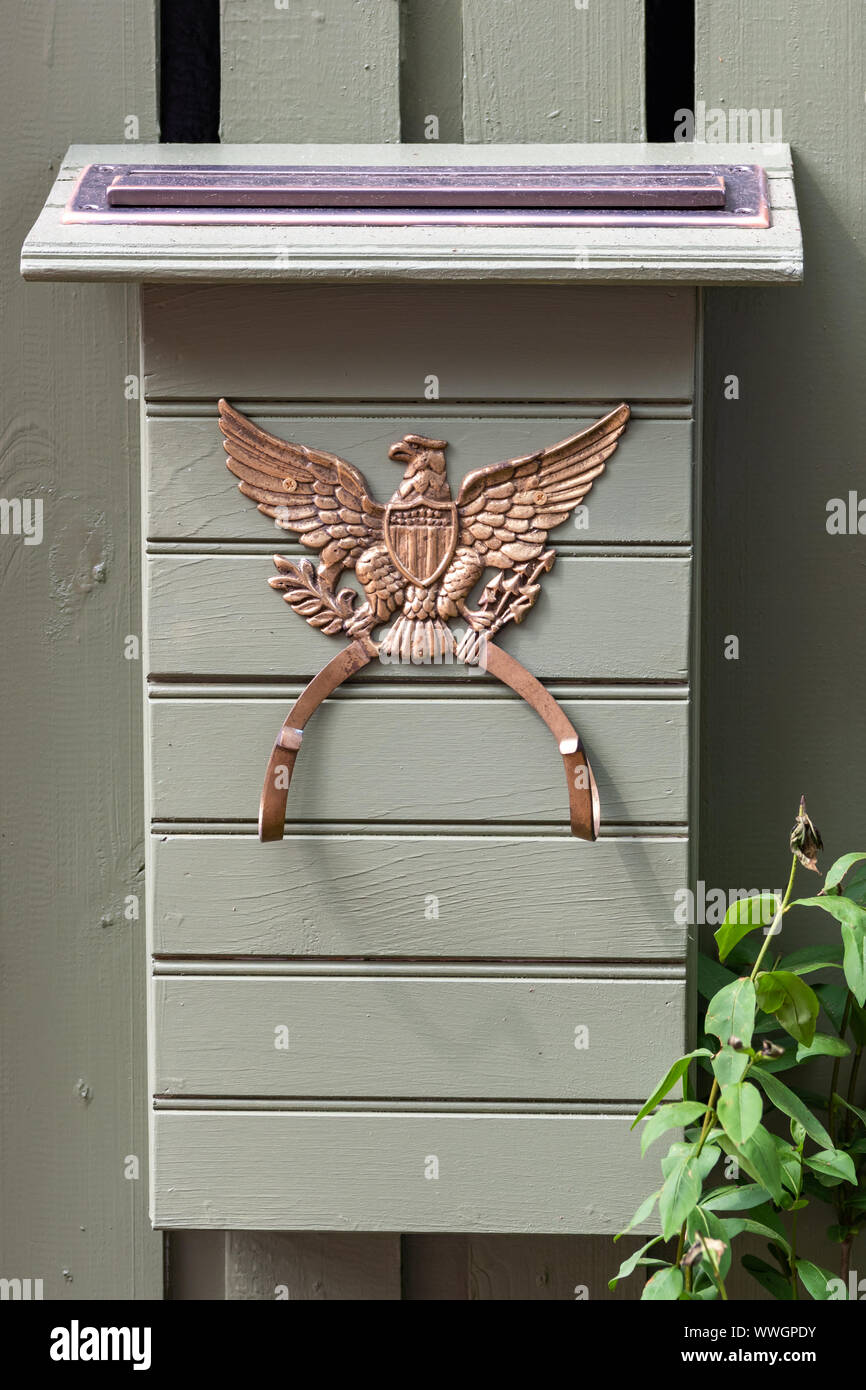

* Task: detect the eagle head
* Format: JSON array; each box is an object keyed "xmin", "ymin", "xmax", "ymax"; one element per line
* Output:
[{"xmin": 388, "ymin": 434, "xmax": 450, "ymax": 500}]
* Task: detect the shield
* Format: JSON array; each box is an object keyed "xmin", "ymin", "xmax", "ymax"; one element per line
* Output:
[{"xmin": 384, "ymin": 497, "xmax": 458, "ymax": 587}]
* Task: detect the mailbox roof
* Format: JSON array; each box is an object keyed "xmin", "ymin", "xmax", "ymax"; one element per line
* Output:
[{"xmin": 22, "ymin": 143, "xmax": 801, "ymax": 286}]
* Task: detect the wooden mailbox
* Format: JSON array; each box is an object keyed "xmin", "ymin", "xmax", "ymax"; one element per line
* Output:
[{"xmin": 22, "ymin": 143, "xmax": 802, "ymax": 1233}]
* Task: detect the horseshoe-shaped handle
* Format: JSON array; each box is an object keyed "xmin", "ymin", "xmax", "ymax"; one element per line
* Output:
[{"xmin": 258, "ymin": 639, "xmax": 599, "ymax": 842}]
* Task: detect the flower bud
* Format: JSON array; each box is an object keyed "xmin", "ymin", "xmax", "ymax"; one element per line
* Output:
[
  {"xmin": 761, "ymin": 1039, "xmax": 785, "ymax": 1059},
  {"xmin": 790, "ymin": 796, "xmax": 822, "ymax": 873}
]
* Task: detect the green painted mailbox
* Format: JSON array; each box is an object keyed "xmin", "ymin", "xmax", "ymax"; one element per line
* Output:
[{"xmin": 23, "ymin": 143, "xmax": 801, "ymax": 1233}]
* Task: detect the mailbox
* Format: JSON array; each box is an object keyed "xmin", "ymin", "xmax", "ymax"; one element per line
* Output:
[{"xmin": 23, "ymin": 144, "xmax": 802, "ymax": 1234}]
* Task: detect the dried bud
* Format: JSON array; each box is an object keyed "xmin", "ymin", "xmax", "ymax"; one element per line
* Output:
[
  {"xmin": 790, "ymin": 796, "xmax": 822, "ymax": 873},
  {"xmin": 727, "ymin": 1035, "xmax": 745, "ymax": 1051},
  {"xmin": 760, "ymin": 1039, "xmax": 785, "ymax": 1059},
  {"xmin": 682, "ymin": 1241, "xmax": 703, "ymax": 1268},
  {"xmin": 702, "ymin": 1238, "xmax": 727, "ymax": 1262}
]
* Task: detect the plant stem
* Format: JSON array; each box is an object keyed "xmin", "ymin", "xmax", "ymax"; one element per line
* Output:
[
  {"xmin": 789, "ymin": 1148, "xmax": 804, "ymax": 1301},
  {"xmin": 841, "ymin": 1233, "xmax": 853, "ymax": 1284},
  {"xmin": 750, "ymin": 855, "xmax": 798, "ymax": 983},
  {"xmin": 828, "ymin": 994, "xmax": 852, "ymax": 1147},
  {"xmin": 843, "ymin": 1042, "xmax": 864, "ymax": 1155}
]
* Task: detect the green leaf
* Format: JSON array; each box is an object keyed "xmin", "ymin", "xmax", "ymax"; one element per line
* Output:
[
  {"xmin": 687, "ymin": 1207, "xmax": 733, "ymax": 1282},
  {"xmin": 814, "ymin": 983, "xmax": 866, "ymax": 1044},
  {"xmin": 641, "ymin": 1102, "xmax": 707, "ymax": 1157},
  {"xmin": 705, "ymin": 977, "xmax": 757, "ymax": 1048},
  {"xmin": 631, "ymin": 1049, "xmax": 713, "ymax": 1128},
  {"xmin": 832, "ymin": 1092, "xmax": 866, "ymax": 1130},
  {"xmin": 642, "ymin": 1265, "xmax": 684, "ymax": 1301},
  {"xmin": 741, "ymin": 1254, "xmax": 793, "ymax": 1300},
  {"xmin": 740, "ymin": 1218, "xmax": 791, "ymax": 1249},
  {"xmin": 701, "ymin": 1183, "xmax": 772, "ymax": 1213},
  {"xmin": 712, "ymin": 1047, "xmax": 749, "ymax": 1088},
  {"xmin": 722, "ymin": 1124, "xmax": 785, "ymax": 1205},
  {"xmin": 747, "ymin": 1200, "xmax": 789, "ymax": 1241},
  {"xmin": 697, "ymin": 954, "xmax": 737, "ymax": 1001},
  {"xmin": 796, "ymin": 896, "xmax": 866, "ymax": 1001},
  {"xmin": 715, "ymin": 895, "xmax": 780, "ymax": 962},
  {"xmin": 615, "ymin": 1189, "xmax": 661, "ymax": 1239},
  {"xmin": 804, "ymin": 1148, "xmax": 857, "ymax": 1183},
  {"xmin": 841, "ymin": 921, "xmax": 866, "ymax": 1006},
  {"xmin": 843, "ymin": 866, "xmax": 866, "ymax": 906},
  {"xmin": 755, "ymin": 971, "xmax": 819, "ymax": 1046},
  {"xmin": 823, "ymin": 853, "xmax": 866, "ymax": 893},
  {"xmin": 659, "ymin": 1146, "xmax": 709, "ymax": 1240},
  {"xmin": 794, "ymin": 895, "xmax": 866, "ymax": 930},
  {"xmin": 779, "ymin": 942, "xmax": 844, "ymax": 976},
  {"xmin": 797, "ymin": 1259, "xmax": 837, "ymax": 1300},
  {"xmin": 608, "ymin": 1235, "xmax": 664, "ymax": 1290},
  {"xmin": 795, "ymin": 1033, "xmax": 851, "ymax": 1063},
  {"xmin": 751, "ymin": 1069, "xmax": 833, "ymax": 1148},
  {"xmin": 717, "ymin": 1082, "xmax": 763, "ymax": 1145}
]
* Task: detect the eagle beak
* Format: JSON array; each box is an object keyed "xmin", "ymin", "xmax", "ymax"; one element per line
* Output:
[{"xmin": 388, "ymin": 441, "xmax": 412, "ymax": 464}]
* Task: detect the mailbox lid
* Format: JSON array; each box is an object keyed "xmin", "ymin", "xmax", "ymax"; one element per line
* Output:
[{"xmin": 22, "ymin": 142, "xmax": 801, "ymax": 286}]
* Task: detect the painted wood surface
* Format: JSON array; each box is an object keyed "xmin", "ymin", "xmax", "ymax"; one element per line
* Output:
[
  {"xmin": 694, "ymin": 0, "xmax": 866, "ymax": 1294},
  {"xmin": 400, "ymin": 0, "xmax": 464, "ymax": 143},
  {"xmin": 0, "ymin": 0, "xmax": 162, "ymax": 1301},
  {"xmin": 149, "ymin": 694, "xmax": 689, "ymax": 825},
  {"xmin": 22, "ymin": 143, "xmax": 801, "ymax": 285},
  {"xmin": 402, "ymin": 1232, "xmax": 642, "ymax": 1300},
  {"xmin": 140, "ymin": 282, "xmax": 696, "ymax": 402},
  {"xmin": 146, "ymin": 554, "xmax": 691, "ymax": 681},
  {"xmin": 150, "ymin": 832, "xmax": 688, "ymax": 959},
  {"xmin": 153, "ymin": 974, "xmax": 685, "ymax": 1099},
  {"xmin": 220, "ymin": 0, "xmax": 400, "ymax": 144},
  {"xmin": 225, "ymin": 1232, "xmax": 401, "ymax": 1300},
  {"xmin": 462, "ymin": 0, "xmax": 644, "ymax": 143},
  {"xmin": 152, "ymin": 1110, "xmax": 651, "ymax": 1233},
  {"xmin": 145, "ymin": 413, "xmax": 693, "ymax": 544}
]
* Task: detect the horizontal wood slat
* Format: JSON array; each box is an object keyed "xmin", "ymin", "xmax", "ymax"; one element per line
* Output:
[
  {"xmin": 145, "ymin": 413, "xmax": 693, "ymax": 544},
  {"xmin": 141, "ymin": 284, "xmax": 696, "ymax": 401},
  {"xmin": 146, "ymin": 555, "xmax": 690, "ymax": 682},
  {"xmin": 153, "ymin": 974, "xmax": 685, "ymax": 1100},
  {"xmin": 149, "ymin": 696, "xmax": 689, "ymax": 824},
  {"xmin": 150, "ymin": 832, "xmax": 687, "ymax": 959},
  {"xmin": 151, "ymin": 1110, "xmax": 651, "ymax": 1232}
]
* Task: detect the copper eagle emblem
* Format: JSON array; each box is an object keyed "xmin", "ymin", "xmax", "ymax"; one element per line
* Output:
[{"xmin": 219, "ymin": 399, "xmax": 630, "ymax": 841}]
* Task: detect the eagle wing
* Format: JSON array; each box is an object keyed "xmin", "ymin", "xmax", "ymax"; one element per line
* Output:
[
  {"xmin": 219, "ymin": 399, "xmax": 385, "ymax": 573},
  {"xmin": 454, "ymin": 403, "xmax": 630, "ymax": 569}
]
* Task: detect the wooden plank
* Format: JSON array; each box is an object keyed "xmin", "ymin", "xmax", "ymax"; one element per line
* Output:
[
  {"xmin": 220, "ymin": 0, "xmax": 400, "ymax": 143},
  {"xmin": 146, "ymin": 555, "xmax": 691, "ymax": 682},
  {"xmin": 145, "ymin": 413, "xmax": 693, "ymax": 545},
  {"xmin": 153, "ymin": 974, "xmax": 685, "ymax": 1100},
  {"xmin": 463, "ymin": 0, "xmax": 644, "ymax": 143},
  {"xmin": 149, "ymin": 696, "xmax": 690, "ymax": 824},
  {"xmin": 695, "ymin": 0, "xmax": 866, "ymax": 1287},
  {"xmin": 140, "ymin": 283, "xmax": 696, "ymax": 402},
  {"xmin": 151, "ymin": 832, "xmax": 688, "ymax": 959},
  {"xmin": 0, "ymin": 0, "xmax": 161, "ymax": 1301},
  {"xmin": 468, "ymin": 1233, "xmax": 643, "ymax": 1300},
  {"xmin": 400, "ymin": 0, "xmax": 464, "ymax": 142},
  {"xmin": 152, "ymin": 1110, "xmax": 651, "ymax": 1232},
  {"xmin": 225, "ymin": 1232, "xmax": 401, "ymax": 1299},
  {"xmin": 167, "ymin": 1231, "xmax": 226, "ymax": 1301},
  {"xmin": 23, "ymin": 143, "xmax": 802, "ymax": 286},
  {"xmin": 402, "ymin": 1232, "xmax": 642, "ymax": 1300}
]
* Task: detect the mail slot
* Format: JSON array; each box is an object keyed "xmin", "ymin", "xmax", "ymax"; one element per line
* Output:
[{"xmin": 23, "ymin": 143, "xmax": 801, "ymax": 1234}]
